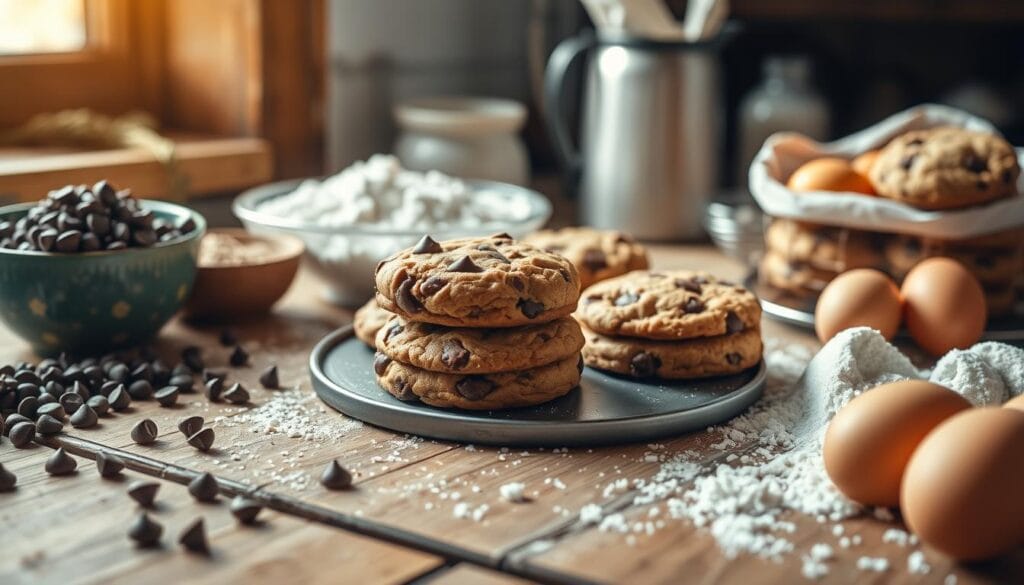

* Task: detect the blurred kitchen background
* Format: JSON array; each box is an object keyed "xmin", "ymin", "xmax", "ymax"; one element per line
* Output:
[{"xmin": 2, "ymin": 0, "xmax": 1024, "ymax": 235}]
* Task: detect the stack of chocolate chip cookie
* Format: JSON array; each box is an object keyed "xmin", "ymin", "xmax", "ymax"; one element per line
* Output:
[
  {"xmin": 524, "ymin": 227, "xmax": 650, "ymax": 290},
  {"xmin": 760, "ymin": 218, "xmax": 885, "ymax": 295},
  {"xmin": 577, "ymin": 270, "xmax": 763, "ymax": 379},
  {"xmin": 371, "ymin": 233, "xmax": 585, "ymax": 409}
]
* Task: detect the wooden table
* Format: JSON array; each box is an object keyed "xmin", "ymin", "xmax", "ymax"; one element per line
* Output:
[{"xmin": 1, "ymin": 244, "xmax": 1020, "ymax": 585}]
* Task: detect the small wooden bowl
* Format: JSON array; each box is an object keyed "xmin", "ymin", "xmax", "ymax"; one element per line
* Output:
[{"xmin": 184, "ymin": 228, "xmax": 304, "ymax": 321}]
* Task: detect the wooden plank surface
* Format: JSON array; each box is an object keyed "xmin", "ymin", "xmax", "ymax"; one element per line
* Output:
[{"xmin": 0, "ymin": 244, "xmax": 1020, "ymax": 584}]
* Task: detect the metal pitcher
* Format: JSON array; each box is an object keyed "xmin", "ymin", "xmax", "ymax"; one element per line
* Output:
[{"xmin": 544, "ymin": 31, "xmax": 724, "ymax": 240}]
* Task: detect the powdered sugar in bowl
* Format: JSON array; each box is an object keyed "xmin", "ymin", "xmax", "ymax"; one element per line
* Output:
[{"xmin": 233, "ymin": 155, "xmax": 551, "ymax": 305}]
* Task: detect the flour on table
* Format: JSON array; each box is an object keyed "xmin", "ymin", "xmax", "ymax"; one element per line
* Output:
[{"xmin": 929, "ymin": 349, "xmax": 1007, "ymax": 406}]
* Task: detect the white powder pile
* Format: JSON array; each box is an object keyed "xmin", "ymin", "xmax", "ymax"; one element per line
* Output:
[
  {"xmin": 929, "ymin": 349, "xmax": 1007, "ymax": 406},
  {"xmin": 500, "ymin": 482, "xmax": 527, "ymax": 502},
  {"xmin": 220, "ymin": 388, "xmax": 363, "ymax": 441}
]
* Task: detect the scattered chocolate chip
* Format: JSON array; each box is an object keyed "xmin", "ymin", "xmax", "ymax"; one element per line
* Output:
[
  {"xmin": 127, "ymin": 480, "xmax": 160, "ymax": 507},
  {"xmin": 86, "ymin": 395, "xmax": 110, "ymax": 416},
  {"xmin": 517, "ymin": 299, "xmax": 544, "ymax": 319},
  {"xmin": 223, "ymin": 383, "xmax": 249, "ymax": 404},
  {"xmin": 188, "ymin": 472, "xmax": 219, "ymax": 502},
  {"xmin": 45, "ymin": 447, "xmax": 77, "ymax": 475},
  {"xmin": 178, "ymin": 415, "xmax": 204, "ymax": 437},
  {"xmin": 127, "ymin": 379, "xmax": 153, "ymax": 400},
  {"xmin": 726, "ymin": 352, "xmax": 743, "ymax": 365},
  {"xmin": 447, "ymin": 255, "xmax": 483, "ymax": 273},
  {"xmin": 181, "ymin": 346, "xmax": 204, "ymax": 372},
  {"xmin": 455, "ymin": 376, "xmax": 496, "ymax": 400},
  {"xmin": 0, "ymin": 463, "xmax": 16, "ymax": 491},
  {"xmin": 187, "ymin": 428, "xmax": 215, "ymax": 452},
  {"xmin": 725, "ymin": 312, "xmax": 745, "ymax": 334},
  {"xmin": 582, "ymin": 249, "xmax": 608, "ymax": 271},
  {"xmin": 373, "ymin": 353, "xmax": 392, "ymax": 376},
  {"xmin": 630, "ymin": 352, "xmax": 661, "ymax": 377},
  {"xmin": 131, "ymin": 419, "xmax": 158, "ymax": 445},
  {"xmin": 35, "ymin": 414, "xmax": 64, "ymax": 435},
  {"xmin": 9, "ymin": 421, "xmax": 34, "ymax": 447},
  {"xmin": 96, "ymin": 452, "xmax": 125, "ymax": 478},
  {"xmin": 258, "ymin": 365, "xmax": 279, "ymax": 389},
  {"xmin": 153, "ymin": 386, "xmax": 179, "ymax": 407},
  {"xmin": 676, "ymin": 278, "xmax": 702, "ymax": 294},
  {"xmin": 441, "ymin": 339, "xmax": 471, "ymax": 370},
  {"xmin": 229, "ymin": 345, "xmax": 249, "ymax": 367},
  {"xmin": 395, "ymin": 277, "xmax": 423, "ymax": 313},
  {"xmin": 178, "ymin": 518, "xmax": 210, "ymax": 554},
  {"xmin": 69, "ymin": 404, "xmax": 98, "ymax": 428},
  {"xmin": 128, "ymin": 513, "xmax": 163, "ymax": 547},
  {"xmin": 230, "ymin": 496, "xmax": 262, "ymax": 524},
  {"xmin": 36, "ymin": 402, "xmax": 65, "ymax": 420},
  {"xmin": 420, "ymin": 276, "xmax": 446, "ymax": 296},
  {"xmin": 219, "ymin": 329, "xmax": 238, "ymax": 346},
  {"xmin": 320, "ymin": 460, "xmax": 353, "ymax": 490},
  {"xmin": 5, "ymin": 413, "xmax": 31, "ymax": 433},
  {"xmin": 683, "ymin": 298, "xmax": 705, "ymax": 313},
  {"xmin": 17, "ymin": 396, "xmax": 39, "ymax": 418},
  {"xmin": 109, "ymin": 385, "xmax": 131, "ymax": 411},
  {"xmin": 204, "ymin": 378, "xmax": 223, "ymax": 401},
  {"xmin": 412, "ymin": 234, "xmax": 443, "ymax": 254},
  {"xmin": 614, "ymin": 292, "xmax": 639, "ymax": 306}
]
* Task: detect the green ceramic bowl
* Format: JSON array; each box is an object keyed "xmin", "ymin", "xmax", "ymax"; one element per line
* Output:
[{"xmin": 0, "ymin": 200, "xmax": 205, "ymax": 356}]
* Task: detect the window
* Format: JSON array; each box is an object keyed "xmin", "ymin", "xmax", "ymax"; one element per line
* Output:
[{"xmin": 0, "ymin": 0, "xmax": 87, "ymax": 56}]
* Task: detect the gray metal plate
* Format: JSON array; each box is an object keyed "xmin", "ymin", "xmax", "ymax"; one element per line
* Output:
[
  {"xmin": 309, "ymin": 327, "xmax": 767, "ymax": 447},
  {"xmin": 746, "ymin": 270, "xmax": 1024, "ymax": 342}
]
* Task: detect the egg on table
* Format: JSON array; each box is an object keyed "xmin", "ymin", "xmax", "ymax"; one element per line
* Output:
[
  {"xmin": 901, "ymin": 257, "xmax": 987, "ymax": 356},
  {"xmin": 814, "ymin": 269, "xmax": 903, "ymax": 343},
  {"xmin": 901, "ymin": 408, "xmax": 1024, "ymax": 561},
  {"xmin": 823, "ymin": 380, "xmax": 971, "ymax": 507},
  {"xmin": 787, "ymin": 157, "xmax": 875, "ymax": 195}
]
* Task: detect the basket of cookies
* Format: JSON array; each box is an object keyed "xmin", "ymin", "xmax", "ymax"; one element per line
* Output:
[{"xmin": 748, "ymin": 104, "xmax": 1024, "ymax": 320}]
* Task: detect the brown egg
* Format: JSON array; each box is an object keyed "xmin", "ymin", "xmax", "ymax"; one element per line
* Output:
[
  {"xmin": 1004, "ymin": 394, "xmax": 1024, "ymax": 412},
  {"xmin": 901, "ymin": 258, "xmax": 987, "ymax": 356},
  {"xmin": 823, "ymin": 380, "xmax": 970, "ymax": 507},
  {"xmin": 787, "ymin": 157, "xmax": 875, "ymax": 195},
  {"xmin": 814, "ymin": 269, "xmax": 902, "ymax": 343},
  {"xmin": 901, "ymin": 408, "xmax": 1024, "ymax": 560},
  {"xmin": 851, "ymin": 150, "xmax": 881, "ymax": 177}
]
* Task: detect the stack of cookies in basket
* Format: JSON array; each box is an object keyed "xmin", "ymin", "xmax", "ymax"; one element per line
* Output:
[
  {"xmin": 760, "ymin": 219, "xmax": 885, "ymax": 295},
  {"xmin": 576, "ymin": 271, "xmax": 763, "ymax": 379},
  {"xmin": 368, "ymin": 233, "xmax": 585, "ymax": 410}
]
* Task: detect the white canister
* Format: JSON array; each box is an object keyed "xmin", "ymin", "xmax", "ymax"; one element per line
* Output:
[{"xmin": 393, "ymin": 97, "xmax": 530, "ymax": 185}]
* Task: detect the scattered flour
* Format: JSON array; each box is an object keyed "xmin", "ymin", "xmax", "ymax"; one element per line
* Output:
[
  {"xmin": 222, "ymin": 388, "xmax": 363, "ymax": 441},
  {"xmin": 907, "ymin": 550, "xmax": 931, "ymax": 574},
  {"xmin": 499, "ymin": 482, "xmax": 527, "ymax": 502},
  {"xmin": 856, "ymin": 556, "xmax": 890, "ymax": 572}
]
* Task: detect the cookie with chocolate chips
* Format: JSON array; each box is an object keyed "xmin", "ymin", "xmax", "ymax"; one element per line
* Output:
[
  {"xmin": 580, "ymin": 324, "xmax": 762, "ymax": 379},
  {"xmin": 373, "ymin": 352, "xmax": 582, "ymax": 410},
  {"xmin": 374, "ymin": 234, "xmax": 581, "ymax": 327},
  {"xmin": 869, "ymin": 127, "xmax": 1020, "ymax": 210},
  {"xmin": 524, "ymin": 227, "xmax": 649, "ymax": 290},
  {"xmin": 375, "ymin": 315, "xmax": 583, "ymax": 374},
  {"xmin": 576, "ymin": 270, "xmax": 761, "ymax": 340},
  {"xmin": 353, "ymin": 299, "xmax": 394, "ymax": 348}
]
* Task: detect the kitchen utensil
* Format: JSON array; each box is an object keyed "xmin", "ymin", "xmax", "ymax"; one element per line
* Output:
[
  {"xmin": 0, "ymin": 201, "xmax": 204, "ymax": 355},
  {"xmin": 544, "ymin": 29, "xmax": 728, "ymax": 240},
  {"xmin": 703, "ymin": 194, "xmax": 764, "ymax": 265},
  {"xmin": 310, "ymin": 326, "xmax": 766, "ymax": 447},
  {"xmin": 683, "ymin": 0, "xmax": 729, "ymax": 41}
]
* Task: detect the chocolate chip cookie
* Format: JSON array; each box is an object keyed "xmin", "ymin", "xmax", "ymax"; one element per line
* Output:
[
  {"xmin": 759, "ymin": 250, "xmax": 837, "ymax": 294},
  {"xmin": 764, "ymin": 219, "xmax": 883, "ymax": 272},
  {"xmin": 577, "ymin": 270, "xmax": 761, "ymax": 340},
  {"xmin": 353, "ymin": 299, "xmax": 393, "ymax": 348},
  {"xmin": 375, "ymin": 315, "xmax": 583, "ymax": 374},
  {"xmin": 374, "ymin": 352, "xmax": 582, "ymax": 410},
  {"xmin": 524, "ymin": 227, "xmax": 649, "ymax": 290},
  {"xmin": 375, "ymin": 234, "xmax": 581, "ymax": 328},
  {"xmin": 870, "ymin": 127, "xmax": 1020, "ymax": 210},
  {"xmin": 581, "ymin": 324, "xmax": 762, "ymax": 379}
]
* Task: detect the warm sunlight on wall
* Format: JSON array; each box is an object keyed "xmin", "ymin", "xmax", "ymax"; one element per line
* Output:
[{"xmin": 0, "ymin": 0, "xmax": 87, "ymax": 55}]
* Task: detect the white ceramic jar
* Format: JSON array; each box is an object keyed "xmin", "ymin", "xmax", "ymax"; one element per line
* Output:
[{"xmin": 393, "ymin": 96, "xmax": 530, "ymax": 186}]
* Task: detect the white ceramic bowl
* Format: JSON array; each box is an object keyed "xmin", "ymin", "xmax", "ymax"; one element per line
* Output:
[{"xmin": 233, "ymin": 178, "xmax": 552, "ymax": 306}]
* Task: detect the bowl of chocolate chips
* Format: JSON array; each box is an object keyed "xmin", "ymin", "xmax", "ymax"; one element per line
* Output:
[{"xmin": 0, "ymin": 181, "xmax": 204, "ymax": 354}]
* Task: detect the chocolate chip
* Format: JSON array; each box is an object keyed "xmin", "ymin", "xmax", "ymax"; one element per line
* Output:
[
  {"xmin": 188, "ymin": 472, "xmax": 219, "ymax": 502},
  {"xmin": 395, "ymin": 277, "xmax": 423, "ymax": 313},
  {"xmin": 676, "ymin": 278, "xmax": 702, "ymax": 294},
  {"xmin": 187, "ymin": 428, "xmax": 215, "ymax": 452},
  {"xmin": 390, "ymin": 378, "xmax": 417, "ymax": 401},
  {"xmin": 630, "ymin": 352, "xmax": 661, "ymax": 377},
  {"xmin": 320, "ymin": 459, "xmax": 353, "ymax": 490},
  {"xmin": 109, "ymin": 386, "xmax": 131, "ymax": 411},
  {"xmin": 373, "ymin": 353, "xmax": 392, "ymax": 376},
  {"xmin": 558, "ymin": 268, "xmax": 571, "ymax": 282},
  {"xmin": 259, "ymin": 365, "xmax": 279, "ymax": 389},
  {"xmin": 45, "ymin": 447, "xmax": 77, "ymax": 475},
  {"xmin": 96, "ymin": 452, "xmax": 125, "ymax": 478},
  {"xmin": 230, "ymin": 496, "xmax": 262, "ymax": 524},
  {"xmin": 582, "ymin": 249, "xmax": 607, "ymax": 271},
  {"xmin": 517, "ymin": 299, "xmax": 544, "ymax": 319},
  {"xmin": 229, "ymin": 345, "xmax": 249, "ymax": 367},
  {"xmin": 35, "ymin": 414, "xmax": 64, "ymax": 435},
  {"xmin": 447, "ymin": 255, "xmax": 483, "ymax": 273},
  {"xmin": 127, "ymin": 480, "xmax": 160, "ymax": 507},
  {"xmin": 154, "ymin": 386, "xmax": 179, "ymax": 407},
  {"xmin": 455, "ymin": 376, "xmax": 496, "ymax": 400},
  {"xmin": 178, "ymin": 416, "xmax": 204, "ymax": 437},
  {"xmin": 726, "ymin": 312, "xmax": 745, "ymax": 333},
  {"xmin": 726, "ymin": 352, "xmax": 743, "ymax": 365},
  {"xmin": 420, "ymin": 275, "xmax": 446, "ymax": 296},
  {"xmin": 36, "ymin": 402, "xmax": 65, "ymax": 420},
  {"xmin": 127, "ymin": 379, "xmax": 154, "ymax": 400},
  {"xmin": 9, "ymin": 421, "xmax": 34, "ymax": 447},
  {"xmin": 131, "ymin": 419, "xmax": 158, "ymax": 445},
  {"xmin": 441, "ymin": 339, "xmax": 471, "ymax": 370},
  {"xmin": 490, "ymin": 232, "xmax": 513, "ymax": 241},
  {"xmin": 508, "ymin": 276, "xmax": 525, "ymax": 292},
  {"xmin": 128, "ymin": 513, "xmax": 163, "ymax": 547},
  {"xmin": 69, "ymin": 404, "xmax": 98, "ymax": 428},
  {"xmin": 899, "ymin": 154, "xmax": 916, "ymax": 170},
  {"xmin": 181, "ymin": 346, "xmax": 204, "ymax": 372},
  {"xmin": 614, "ymin": 292, "xmax": 639, "ymax": 306},
  {"xmin": 1003, "ymin": 169, "xmax": 1014, "ymax": 184},
  {"xmin": 412, "ymin": 234, "xmax": 443, "ymax": 254},
  {"xmin": 18, "ymin": 396, "xmax": 38, "ymax": 418},
  {"xmin": 683, "ymin": 298, "xmax": 705, "ymax": 313},
  {"xmin": 178, "ymin": 518, "xmax": 210, "ymax": 554},
  {"xmin": 965, "ymin": 153, "xmax": 986, "ymax": 173},
  {"xmin": 219, "ymin": 329, "xmax": 238, "ymax": 346},
  {"xmin": 223, "ymin": 383, "xmax": 249, "ymax": 404},
  {"xmin": 0, "ymin": 463, "xmax": 17, "ymax": 491}
]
